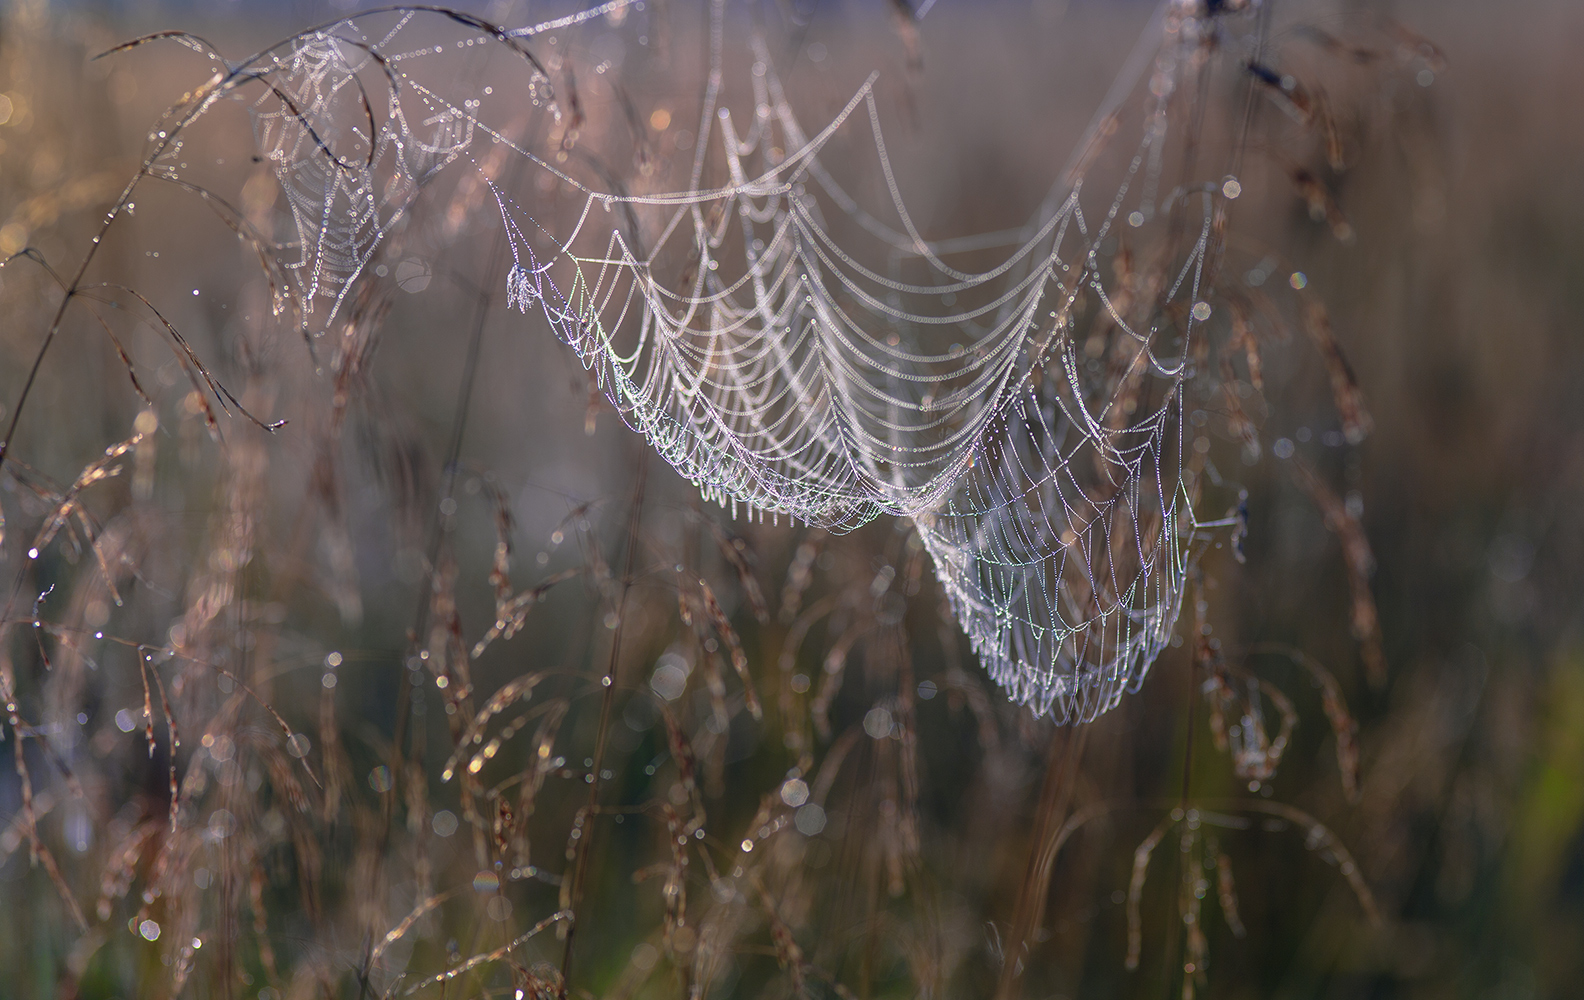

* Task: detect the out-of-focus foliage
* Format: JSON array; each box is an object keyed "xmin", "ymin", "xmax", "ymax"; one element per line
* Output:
[{"xmin": 1, "ymin": 2, "xmax": 1582, "ymax": 999}]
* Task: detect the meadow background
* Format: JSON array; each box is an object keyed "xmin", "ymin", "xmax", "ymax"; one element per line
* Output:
[{"xmin": 1, "ymin": 1, "xmax": 1582, "ymax": 998}]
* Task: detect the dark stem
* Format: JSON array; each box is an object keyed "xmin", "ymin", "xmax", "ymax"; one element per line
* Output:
[{"xmin": 559, "ymin": 449, "xmax": 648, "ymax": 998}]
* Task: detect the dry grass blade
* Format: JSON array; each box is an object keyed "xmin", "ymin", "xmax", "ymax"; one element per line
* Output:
[
  {"xmin": 813, "ymin": 621, "xmax": 869, "ymax": 741},
  {"xmin": 7, "ymin": 721, "xmax": 88, "ymax": 930},
  {"xmin": 752, "ymin": 872, "xmax": 807, "ymax": 995},
  {"xmin": 442, "ymin": 673, "xmax": 548, "ymax": 782},
  {"xmin": 182, "ymin": 656, "xmax": 323, "ymax": 789},
  {"xmin": 1381, "ymin": 16, "xmax": 1448, "ymax": 71},
  {"xmin": 1200, "ymin": 641, "xmax": 1232, "ymax": 754},
  {"xmin": 698, "ymin": 639, "xmax": 730, "ymax": 743},
  {"xmin": 471, "ymin": 568, "xmax": 580, "ymax": 658},
  {"xmin": 1290, "ymin": 167, "xmax": 1355, "ymax": 243},
  {"xmin": 1126, "ymin": 813, "xmax": 1175, "ymax": 972},
  {"xmin": 1240, "ymin": 801, "xmax": 1381, "ymax": 926},
  {"xmin": 403, "ymin": 910, "xmax": 570, "ymax": 994},
  {"xmin": 698, "ymin": 576, "xmax": 761, "ymax": 720},
  {"xmin": 33, "ymin": 832, "xmax": 89, "ymax": 932},
  {"xmin": 703, "ymin": 520, "xmax": 769, "ymax": 625},
  {"xmin": 1181, "ymin": 831, "xmax": 1208, "ymax": 997},
  {"xmin": 658, "ymin": 703, "xmax": 702, "ymax": 827},
  {"xmin": 1215, "ymin": 849, "xmax": 1246, "ymax": 939},
  {"xmin": 1310, "ymin": 671, "xmax": 1361, "ymax": 801},
  {"xmin": 5, "ymin": 700, "xmax": 86, "ymax": 925},
  {"xmin": 96, "ymin": 820, "xmax": 159, "ymax": 921},
  {"xmin": 658, "ymin": 802, "xmax": 691, "ymax": 954},
  {"xmin": 91, "ymin": 282, "xmax": 286, "ymax": 433},
  {"xmin": 145, "ymin": 659, "xmax": 180, "ymax": 831},
  {"xmin": 780, "ymin": 596, "xmax": 836, "ymax": 677},
  {"xmin": 318, "ymin": 679, "xmax": 351, "ymax": 823},
  {"xmin": 1219, "ymin": 358, "xmax": 1261, "ymax": 461},
  {"xmin": 1227, "ymin": 296, "xmax": 1264, "ymax": 392},
  {"xmin": 676, "ymin": 565, "xmax": 695, "ymax": 627},
  {"xmin": 558, "ymin": 806, "xmax": 590, "ymax": 916},
  {"xmin": 482, "ymin": 476, "xmax": 516, "ymax": 606},
  {"xmin": 1316, "ymin": 90, "xmax": 1348, "ymax": 172},
  {"xmin": 29, "ymin": 428, "xmax": 144, "ymax": 557},
  {"xmin": 1292, "ymin": 460, "xmax": 1386, "ymax": 687},
  {"xmin": 370, "ymin": 887, "xmax": 463, "ymax": 966},
  {"xmin": 1302, "ymin": 300, "xmax": 1373, "ymax": 444},
  {"xmin": 779, "ymin": 536, "xmax": 822, "ymax": 624},
  {"xmin": 1231, "ymin": 672, "xmax": 1296, "ymax": 786},
  {"xmin": 1250, "ymin": 644, "xmax": 1361, "ymax": 800},
  {"xmin": 1246, "ymin": 60, "xmax": 1318, "ymax": 126},
  {"xmin": 510, "ymin": 699, "xmax": 570, "ymax": 867}
]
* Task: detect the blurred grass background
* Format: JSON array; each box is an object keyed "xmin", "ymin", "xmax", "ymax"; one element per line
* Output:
[{"xmin": 1, "ymin": 1, "xmax": 1582, "ymax": 998}]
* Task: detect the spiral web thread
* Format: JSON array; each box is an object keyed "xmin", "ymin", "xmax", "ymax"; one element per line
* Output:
[{"xmin": 238, "ymin": 0, "xmax": 1256, "ymax": 722}]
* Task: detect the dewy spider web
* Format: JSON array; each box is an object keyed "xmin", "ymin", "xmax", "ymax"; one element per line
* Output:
[{"xmin": 230, "ymin": 0, "xmax": 1262, "ymax": 722}]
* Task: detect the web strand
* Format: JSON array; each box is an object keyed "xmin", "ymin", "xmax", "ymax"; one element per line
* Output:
[{"xmin": 234, "ymin": 1, "xmax": 1268, "ymax": 721}]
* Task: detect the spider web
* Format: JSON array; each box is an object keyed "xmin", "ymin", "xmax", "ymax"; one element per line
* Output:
[{"xmin": 228, "ymin": 0, "xmax": 1264, "ymax": 722}]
